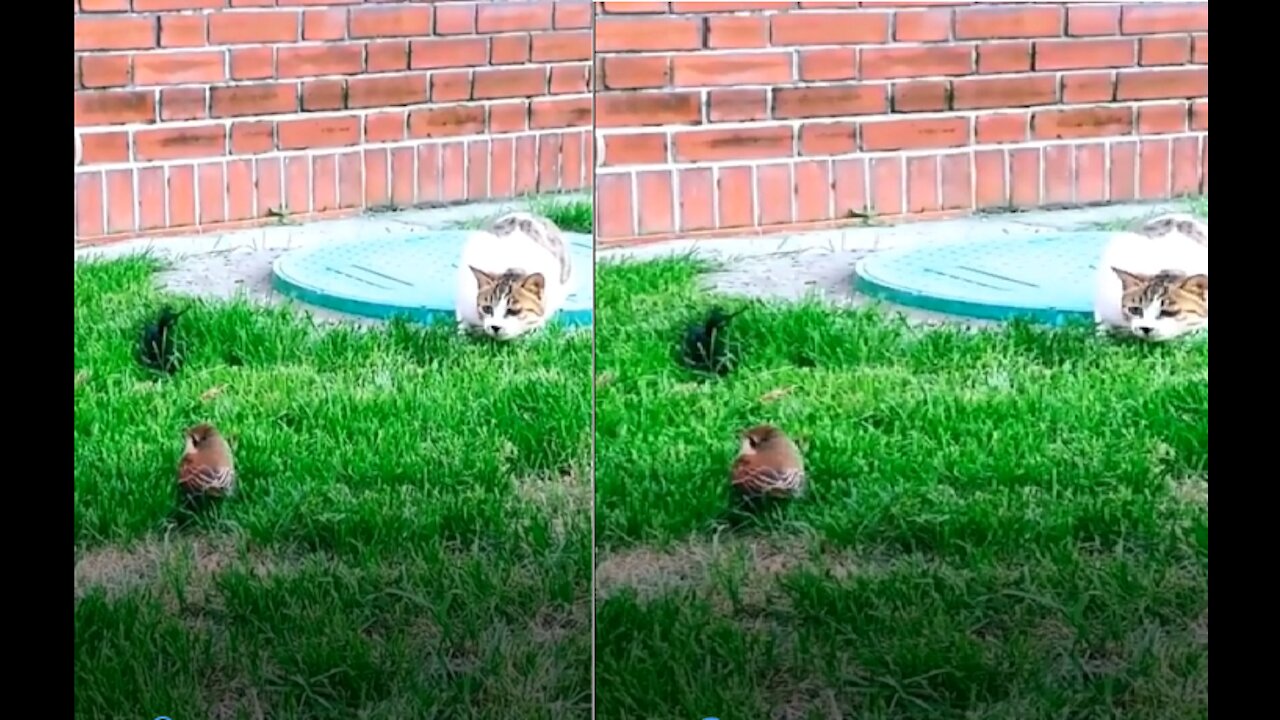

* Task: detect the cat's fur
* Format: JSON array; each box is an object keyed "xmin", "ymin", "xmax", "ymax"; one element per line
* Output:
[
  {"xmin": 455, "ymin": 211, "xmax": 573, "ymax": 341},
  {"xmin": 1093, "ymin": 212, "xmax": 1208, "ymax": 341}
]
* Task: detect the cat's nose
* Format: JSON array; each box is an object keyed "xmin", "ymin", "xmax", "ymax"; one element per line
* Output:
[
  {"xmin": 1138, "ymin": 327, "xmax": 1153, "ymax": 335},
  {"xmin": 488, "ymin": 325, "xmax": 501, "ymax": 334}
]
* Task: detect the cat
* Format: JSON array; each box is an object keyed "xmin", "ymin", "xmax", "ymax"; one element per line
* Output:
[
  {"xmin": 1093, "ymin": 212, "xmax": 1208, "ymax": 342},
  {"xmin": 455, "ymin": 211, "xmax": 573, "ymax": 341}
]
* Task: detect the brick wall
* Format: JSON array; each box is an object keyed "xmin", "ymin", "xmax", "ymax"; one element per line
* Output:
[
  {"xmin": 593, "ymin": 1, "xmax": 1208, "ymax": 246},
  {"xmin": 74, "ymin": 0, "xmax": 592, "ymax": 244}
]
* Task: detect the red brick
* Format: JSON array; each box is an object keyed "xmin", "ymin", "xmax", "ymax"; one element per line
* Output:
[
  {"xmin": 75, "ymin": 16, "xmax": 156, "ymax": 51},
  {"xmin": 334, "ymin": 149, "xmax": 364, "ymax": 209},
  {"xmin": 895, "ymin": 8, "xmax": 952, "ymax": 42},
  {"xmin": 365, "ymin": 111, "xmax": 406, "ymax": 143},
  {"xmin": 407, "ymin": 106, "xmax": 486, "ymax": 139},
  {"xmin": 1116, "ymin": 68, "xmax": 1207, "ymax": 101},
  {"xmin": 799, "ymin": 122, "xmax": 856, "ymax": 156},
  {"xmin": 135, "ymin": 125, "xmax": 226, "ymax": 161},
  {"xmin": 210, "ymin": 83, "xmax": 297, "ymax": 118},
  {"xmin": 976, "ymin": 112, "xmax": 1027, "ymax": 144},
  {"xmin": 554, "ymin": 2, "xmax": 591, "ymax": 29},
  {"xmin": 757, "ymin": 164, "xmax": 792, "ymax": 226},
  {"xmin": 1075, "ymin": 143, "xmax": 1106, "ymax": 204},
  {"xmin": 80, "ymin": 55, "xmax": 131, "ymax": 88},
  {"xmin": 469, "ymin": 139, "xmax": 491, "ymax": 200},
  {"xmin": 431, "ymin": 70, "xmax": 472, "ymax": 102},
  {"xmin": 489, "ymin": 101, "xmax": 527, "ymax": 133},
  {"xmin": 603, "ymin": 134, "xmax": 667, "ymax": 167},
  {"xmin": 862, "ymin": 118, "xmax": 970, "ymax": 152},
  {"xmin": 1043, "ymin": 145, "xmax": 1073, "ymax": 205},
  {"xmin": 477, "ymin": 2, "xmax": 553, "ymax": 32},
  {"xmin": 488, "ymin": 139, "xmax": 512, "ymax": 199},
  {"xmin": 551, "ymin": 65, "xmax": 588, "ymax": 94},
  {"xmin": 284, "ymin": 155, "xmax": 309, "ymax": 215},
  {"xmin": 674, "ymin": 127, "xmax": 793, "ymax": 163},
  {"xmin": 1121, "ymin": 4, "xmax": 1208, "ymax": 34},
  {"xmin": 1035, "ymin": 39, "xmax": 1136, "ymax": 70},
  {"xmin": 707, "ymin": 16, "xmax": 768, "ymax": 49},
  {"xmin": 1068, "ymin": 5, "xmax": 1119, "ymax": 36},
  {"xmin": 302, "ymin": 79, "xmax": 346, "ymax": 111},
  {"xmin": 906, "ymin": 156, "xmax": 939, "ymax": 214},
  {"xmin": 1171, "ymin": 136, "xmax": 1200, "ymax": 197},
  {"xmin": 596, "ymin": 173, "xmax": 634, "ymax": 239},
  {"xmin": 491, "ymin": 34, "xmax": 530, "ymax": 65},
  {"xmin": 775, "ymin": 86, "xmax": 886, "ymax": 119},
  {"xmin": 1140, "ymin": 36, "xmax": 1191, "ymax": 66},
  {"xmin": 277, "ymin": 44, "xmax": 363, "ymax": 78},
  {"xmin": 135, "ymin": 0, "xmax": 223, "ymax": 9},
  {"xmin": 717, "ymin": 166, "xmax": 754, "ymax": 229},
  {"xmin": 596, "ymin": 17, "xmax": 702, "ymax": 51},
  {"xmin": 76, "ymin": 172, "xmax": 105, "ymax": 237},
  {"xmin": 435, "ymin": 3, "xmax": 476, "ymax": 34},
  {"xmin": 364, "ymin": 148, "xmax": 390, "ymax": 206},
  {"xmin": 974, "ymin": 150, "xmax": 1006, "ymax": 209},
  {"xmin": 708, "ymin": 89, "xmax": 768, "ymax": 122},
  {"xmin": 861, "ymin": 46, "xmax": 972, "ymax": 79},
  {"xmin": 1009, "ymin": 148, "xmax": 1040, "ymax": 207},
  {"xmin": 388, "ymin": 147, "xmax": 413, "ymax": 206},
  {"xmin": 1033, "ymin": 107, "xmax": 1133, "ymax": 140},
  {"xmin": 105, "ymin": 169, "xmax": 135, "ymax": 234},
  {"xmin": 79, "ymin": 132, "xmax": 130, "ymax": 164},
  {"xmin": 134, "ymin": 51, "xmax": 225, "ymax": 85},
  {"xmin": 230, "ymin": 47, "xmax": 274, "ymax": 80},
  {"xmin": 794, "ymin": 161, "xmax": 831, "ymax": 223},
  {"xmin": 75, "ymin": 90, "xmax": 155, "ymax": 126},
  {"xmin": 167, "ymin": 165, "xmax": 196, "ymax": 228},
  {"xmin": 531, "ymin": 96, "xmax": 591, "ymax": 130},
  {"xmin": 672, "ymin": 52, "xmax": 792, "ymax": 87},
  {"xmin": 956, "ymin": 6, "xmax": 1063, "ymax": 39},
  {"xmin": 255, "ymin": 158, "xmax": 283, "ymax": 216},
  {"xmin": 1062, "ymin": 72, "xmax": 1115, "ymax": 104},
  {"xmin": 892, "ymin": 80, "xmax": 948, "ymax": 112},
  {"xmin": 1192, "ymin": 35, "xmax": 1208, "ymax": 63},
  {"xmin": 771, "ymin": 11, "xmax": 890, "ymax": 44},
  {"xmin": 306, "ymin": 154, "xmax": 335, "ymax": 214},
  {"xmin": 209, "ymin": 11, "xmax": 299, "ymax": 44},
  {"xmin": 1191, "ymin": 99, "xmax": 1207, "ymax": 130},
  {"xmin": 367, "ymin": 41, "xmax": 409, "ymax": 73},
  {"xmin": 1137, "ymin": 103, "xmax": 1187, "ymax": 135},
  {"xmin": 799, "ymin": 49, "xmax": 857, "ymax": 81},
  {"xmin": 953, "ymin": 75, "xmax": 1056, "ymax": 110},
  {"xmin": 303, "ymin": 9, "xmax": 346, "ymax": 40},
  {"xmin": 636, "ymin": 171, "xmax": 674, "ymax": 235},
  {"xmin": 231, "ymin": 121, "xmax": 273, "ymax": 154},
  {"xmin": 940, "ymin": 153, "xmax": 971, "ymax": 211},
  {"xmin": 347, "ymin": 74, "xmax": 428, "ymax": 109},
  {"xmin": 226, "ymin": 159, "xmax": 254, "ymax": 221},
  {"xmin": 137, "ymin": 167, "xmax": 166, "ymax": 231},
  {"xmin": 673, "ymin": 1, "xmax": 790, "ymax": 10},
  {"xmin": 870, "ymin": 156, "xmax": 903, "ymax": 216},
  {"xmin": 80, "ymin": 0, "xmax": 130, "ymax": 11},
  {"xmin": 473, "ymin": 67, "xmax": 546, "ymax": 99},
  {"xmin": 602, "ymin": 57, "xmax": 670, "ymax": 89},
  {"xmin": 532, "ymin": 31, "xmax": 591, "ymax": 62},
  {"xmin": 350, "ymin": 5, "xmax": 432, "ymax": 37},
  {"xmin": 977, "ymin": 41, "xmax": 1031, "ymax": 74},
  {"xmin": 834, "ymin": 158, "xmax": 868, "ymax": 217},
  {"xmin": 409, "ymin": 38, "xmax": 488, "ymax": 70},
  {"xmin": 1138, "ymin": 139, "xmax": 1171, "ymax": 199},
  {"xmin": 597, "ymin": 92, "xmax": 700, "ymax": 128},
  {"xmin": 679, "ymin": 168, "xmax": 715, "ymax": 233},
  {"xmin": 160, "ymin": 14, "xmax": 207, "ymax": 47},
  {"xmin": 278, "ymin": 116, "xmax": 360, "ymax": 150},
  {"xmin": 1110, "ymin": 141, "xmax": 1137, "ymax": 201}
]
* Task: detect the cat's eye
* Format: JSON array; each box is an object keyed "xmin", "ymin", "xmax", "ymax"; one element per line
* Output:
[
  {"xmin": 505, "ymin": 308, "xmax": 520, "ymax": 317},
  {"xmin": 1125, "ymin": 305, "xmax": 1143, "ymax": 316},
  {"xmin": 480, "ymin": 305, "xmax": 493, "ymax": 315},
  {"xmin": 1158, "ymin": 308, "xmax": 1178, "ymax": 318}
]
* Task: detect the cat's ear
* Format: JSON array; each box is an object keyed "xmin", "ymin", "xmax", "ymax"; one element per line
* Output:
[
  {"xmin": 1176, "ymin": 219, "xmax": 1209, "ymax": 247},
  {"xmin": 519, "ymin": 272, "xmax": 545, "ymax": 296},
  {"xmin": 1179, "ymin": 273, "xmax": 1208, "ymax": 298},
  {"xmin": 469, "ymin": 266, "xmax": 498, "ymax": 288},
  {"xmin": 1111, "ymin": 267, "xmax": 1148, "ymax": 290}
]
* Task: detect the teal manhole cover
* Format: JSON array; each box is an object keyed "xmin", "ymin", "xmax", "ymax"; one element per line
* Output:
[
  {"xmin": 272, "ymin": 229, "xmax": 593, "ymax": 326},
  {"xmin": 853, "ymin": 231, "xmax": 1120, "ymax": 325}
]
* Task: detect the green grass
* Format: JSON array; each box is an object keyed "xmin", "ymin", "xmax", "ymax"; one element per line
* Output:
[
  {"xmin": 74, "ymin": 257, "xmax": 592, "ymax": 719},
  {"xmin": 453, "ymin": 193, "xmax": 594, "ymax": 235},
  {"xmin": 593, "ymin": 258, "xmax": 1207, "ymax": 719}
]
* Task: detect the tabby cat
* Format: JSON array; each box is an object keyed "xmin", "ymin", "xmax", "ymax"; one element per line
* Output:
[
  {"xmin": 455, "ymin": 211, "xmax": 573, "ymax": 341},
  {"xmin": 1093, "ymin": 212, "xmax": 1208, "ymax": 341}
]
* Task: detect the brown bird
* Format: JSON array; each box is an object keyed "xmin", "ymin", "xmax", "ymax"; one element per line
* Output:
[
  {"xmin": 730, "ymin": 424, "xmax": 806, "ymax": 502},
  {"xmin": 177, "ymin": 423, "xmax": 236, "ymax": 500}
]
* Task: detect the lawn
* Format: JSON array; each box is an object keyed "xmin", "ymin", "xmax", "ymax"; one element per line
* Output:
[
  {"xmin": 73, "ymin": 200, "xmax": 594, "ymax": 719},
  {"xmin": 593, "ymin": 204, "xmax": 1208, "ymax": 718}
]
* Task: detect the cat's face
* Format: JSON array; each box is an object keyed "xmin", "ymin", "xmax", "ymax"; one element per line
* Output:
[
  {"xmin": 1112, "ymin": 267, "xmax": 1208, "ymax": 341},
  {"xmin": 469, "ymin": 267, "xmax": 546, "ymax": 340}
]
